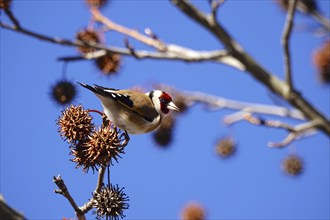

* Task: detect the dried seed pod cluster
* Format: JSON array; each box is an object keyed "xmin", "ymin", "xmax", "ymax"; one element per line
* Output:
[
  {"xmin": 76, "ymin": 29, "xmax": 101, "ymax": 54},
  {"xmin": 71, "ymin": 126, "xmax": 126, "ymax": 172},
  {"xmin": 57, "ymin": 105, "xmax": 129, "ymax": 218},
  {"xmin": 153, "ymin": 114, "xmax": 176, "ymax": 147},
  {"xmin": 276, "ymin": 0, "xmax": 318, "ymax": 14},
  {"xmin": 93, "ymin": 184, "xmax": 129, "ymax": 220},
  {"xmin": 282, "ymin": 154, "xmax": 304, "ymax": 176},
  {"xmin": 180, "ymin": 202, "xmax": 206, "ymax": 220},
  {"xmin": 57, "ymin": 105, "xmax": 128, "ymax": 172},
  {"xmin": 57, "ymin": 105, "xmax": 94, "ymax": 144},
  {"xmin": 86, "ymin": 0, "xmax": 108, "ymax": 9},
  {"xmin": 50, "ymin": 80, "xmax": 77, "ymax": 106},
  {"xmin": 95, "ymin": 53, "xmax": 121, "ymax": 76},
  {"xmin": 313, "ymin": 41, "xmax": 330, "ymax": 84},
  {"xmin": 0, "ymin": 0, "xmax": 12, "ymax": 9},
  {"xmin": 215, "ymin": 137, "xmax": 236, "ymax": 159}
]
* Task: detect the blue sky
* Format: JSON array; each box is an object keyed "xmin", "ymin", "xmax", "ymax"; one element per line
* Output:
[{"xmin": 1, "ymin": 1, "xmax": 329, "ymax": 219}]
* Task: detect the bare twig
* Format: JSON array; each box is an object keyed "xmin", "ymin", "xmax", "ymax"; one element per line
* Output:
[
  {"xmin": 53, "ymin": 175, "xmax": 86, "ymax": 220},
  {"xmin": 80, "ymin": 166, "xmax": 106, "ymax": 213},
  {"xmin": 243, "ymin": 113, "xmax": 295, "ymax": 131},
  {"xmin": 268, "ymin": 121, "xmax": 318, "ymax": 148},
  {"xmin": 124, "ymin": 38, "xmax": 141, "ymax": 59},
  {"xmin": 91, "ymin": 7, "xmax": 167, "ymax": 51},
  {"xmin": 4, "ymin": 8, "xmax": 20, "ymax": 28},
  {"xmin": 0, "ymin": 8, "xmax": 244, "ymax": 69},
  {"xmin": 209, "ymin": 0, "xmax": 225, "ymax": 21},
  {"xmin": 241, "ymin": 113, "xmax": 319, "ymax": 148},
  {"xmin": 310, "ymin": 10, "xmax": 330, "ymax": 31},
  {"xmin": 282, "ymin": 0, "xmax": 297, "ymax": 92},
  {"xmin": 178, "ymin": 90, "xmax": 305, "ymax": 120}
]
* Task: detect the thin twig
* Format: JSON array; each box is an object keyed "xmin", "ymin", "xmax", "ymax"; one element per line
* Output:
[
  {"xmin": 91, "ymin": 7, "xmax": 166, "ymax": 51},
  {"xmin": 53, "ymin": 175, "xmax": 86, "ymax": 220},
  {"xmin": 241, "ymin": 113, "xmax": 319, "ymax": 148},
  {"xmin": 282, "ymin": 0, "xmax": 297, "ymax": 92},
  {"xmin": 80, "ymin": 166, "xmax": 106, "ymax": 213},
  {"xmin": 310, "ymin": 10, "xmax": 330, "ymax": 31},
  {"xmin": 268, "ymin": 126, "xmax": 317, "ymax": 148},
  {"xmin": 0, "ymin": 9, "xmax": 243, "ymax": 69},
  {"xmin": 209, "ymin": 0, "xmax": 225, "ymax": 21},
  {"xmin": 4, "ymin": 8, "xmax": 20, "ymax": 28},
  {"xmin": 243, "ymin": 113, "xmax": 295, "ymax": 131},
  {"xmin": 178, "ymin": 90, "xmax": 305, "ymax": 120}
]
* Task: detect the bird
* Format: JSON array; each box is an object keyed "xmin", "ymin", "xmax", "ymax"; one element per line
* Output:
[{"xmin": 78, "ymin": 82, "xmax": 179, "ymax": 134}]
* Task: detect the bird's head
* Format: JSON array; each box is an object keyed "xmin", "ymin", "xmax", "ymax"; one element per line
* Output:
[{"xmin": 148, "ymin": 90, "xmax": 179, "ymax": 115}]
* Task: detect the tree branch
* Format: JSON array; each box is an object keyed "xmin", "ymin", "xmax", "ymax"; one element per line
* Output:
[
  {"xmin": 91, "ymin": 7, "xmax": 166, "ymax": 51},
  {"xmin": 3, "ymin": 8, "xmax": 20, "ymax": 28},
  {"xmin": 80, "ymin": 166, "xmax": 106, "ymax": 213},
  {"xmin": 282, "ymin": 0, "xmax": 297, "ymax": 92},
  {"xmin": 177, "ymin": 90, "xmax": 305, "ymax": 120},
  {"xmin": 171, "ymin": 0, "xmax": 330, "ymax": 136},
  {"xmin": 1, "ymin": 3, "xmax": 329, "ymax": 135},
  {"xmin": 53, "ymin": 175, "xmax": 86, "ymax": 220},
  {"xmin": 242, "ymin": 113, "xmax": 319, "ymax": 148}
]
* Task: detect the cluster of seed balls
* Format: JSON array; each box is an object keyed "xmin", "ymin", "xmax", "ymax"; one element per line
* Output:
[{"xmin": 56, "ymin": 104, "xmax": 129, "ymax": 219}]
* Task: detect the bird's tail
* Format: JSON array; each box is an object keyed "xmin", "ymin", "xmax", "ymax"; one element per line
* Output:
[
  {"xmin": 77, "ymin": 82, "xmax": 98, "ymax": 93},
  {"xmin": 78, "ymin": 82, "xmax": 115, "ymax": 97}
]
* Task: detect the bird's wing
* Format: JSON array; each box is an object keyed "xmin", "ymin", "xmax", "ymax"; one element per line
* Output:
[
  {"xmin": 80, "ymin": 83, "xmax": 159, "ymax": 122},
  {"xmin": 116, "ymin": 90, "xmax": 159, "ymax": 122},
  {"xmin": 93, "ymin": 85, "xmax": 134, "ymax": 108}
]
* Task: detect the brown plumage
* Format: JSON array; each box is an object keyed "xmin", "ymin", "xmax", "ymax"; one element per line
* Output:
[{"xmin": 78, "ymin": 83, "xmax": 179, "ymax": 134}]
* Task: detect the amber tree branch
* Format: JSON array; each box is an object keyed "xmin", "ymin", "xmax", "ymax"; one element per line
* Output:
[
  {"xmin": 171, "ymin": 0, "xmax": 330, "ymax": 136},
  {"xmin": 53, "ymin": 175, "xmax": 86, "ymax": 220},
  {"xmin": 282, "ymin": 0, "xmax": 297, "ymax": 92}
]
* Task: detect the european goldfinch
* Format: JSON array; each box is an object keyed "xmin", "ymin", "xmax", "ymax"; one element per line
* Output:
[{"xmin": 78, "ymin": 82, "xmax": 179, "ymax": 134}]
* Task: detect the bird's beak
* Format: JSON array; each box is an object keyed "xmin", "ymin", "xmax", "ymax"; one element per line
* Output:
[{"xmin": 167, "ymin": 102, "xmax": 180, "ymax": 112}]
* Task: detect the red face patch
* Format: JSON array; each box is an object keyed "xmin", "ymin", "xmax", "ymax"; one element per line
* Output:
[
  {"xmin": 160, "ymin": 92, "xmax": 172, "ymax": 102},
  {"xmin": 159, "ymin": 92, "xmax": 172, "ymax": 114}
]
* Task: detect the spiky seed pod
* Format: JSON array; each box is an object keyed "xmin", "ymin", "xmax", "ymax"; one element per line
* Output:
[
  {"xmin": 276, "ymin": 0, "xmax": 317, "ymax": 14},
  {"xmin": 282, "ymin": 154, "xmax": 304, "ymax": 176},
  {"xmin": 71, "ymin": 126, "xmax": 127, "ymax": 172},
  {"xmin": 0, "ymin": 0, "xmax": 12, "ymax": 9},
  {"xmin": 215, "ymin": 137, "xmax": 236, "ymax": 159},
  {"xmin": 86, "ymin": 0, "xmax": 108, "ymax": 9},
  {"xmin": 50, "ymin": 80, "xmax": 77, "ymax": 106},
  {"xmin": 70, "ymin": 144, "xmax": 93, "ymax": 172},
  {"xmin": 153, "ymin": 115, "xmax": 176, "ymax": 147},
  {"xmin": 95, "ymin": 53, "xmax": 121, "ymax": 75},
  {"xmin": 76, "ymin": 29, "xmax": 100, "ymax": 54},
  {"xmin": 57, "ymin": 105, "xmax": 94, "ymax": 144},
  {"xmin": 93, "ymin": 184, "xmax": 129, "ymax": 220},
  {"xmin": 180, "ymin": 202, "xmax": 206, "ymax": 220},
  {"xmin": 313, "ymin": 41, "xmax": 330, "ymax": 84}
]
